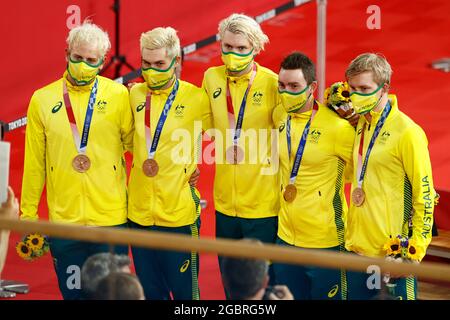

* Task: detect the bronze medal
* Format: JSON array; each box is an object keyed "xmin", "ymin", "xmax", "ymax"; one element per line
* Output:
[
  {"xmin": 352, "ymin": 187, "xmax": 365, "ymax": 206},
  {"xmin": 72, "ymin": 154, "xmax": 91, "ymax": 173},
  {"xmin": 226, "ymin": 145, "xmax": 244, "ymax": 164},
  {"xmin": 283, "ymin": 184, "xmax": 297, "ymax": 202},
  {"xmin": 142, "ymin": 158, "xmax": 159, "ymax": 177}
]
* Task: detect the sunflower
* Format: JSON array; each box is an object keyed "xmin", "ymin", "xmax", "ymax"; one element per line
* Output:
[
  {"xmin": 324, "ymin": 81, "xmax": 352, "ymax": 108},
  {"xmin": 336, "ymin": 84, "xmax": 351, "ymax": 102},
  {"xmin": 26, "ymin": 233, "xmax": 45, "ymax": 251},
  {"xmin": 383, "ymin": 236, "xmax": 402, "ymax": 256},
  {"xmin": 16, "ymin": 242, "xmax": 33, "ymax": 260},
  {"xmin": 405, "ymin": 240, "xmax": 423, "ymax": 261}
]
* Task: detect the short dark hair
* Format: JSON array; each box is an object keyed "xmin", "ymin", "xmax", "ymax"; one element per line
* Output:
[
  {"xmin": 280, "ymin": 52, "xmax": 316, "ymax": 85},
  {"xmin": 81, "ymin": 253, "xmax": 131, "ymax": 298},
  {"xmin": 93, "ymin": 272, "xmax": 144, "ymax": 300},
  {"xmin": 221, "ymin": 253, "xmax": 268, "ymax": 300}
]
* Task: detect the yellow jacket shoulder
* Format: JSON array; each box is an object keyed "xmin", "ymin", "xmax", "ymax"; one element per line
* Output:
[
  {"xmin": 179, "ymin": 79, "xmax": 205, "ymax": 95},
  {"xmin": 204, "ymin": 65, "xmax": 226, "ymax": 79},
  {"xmin": 97, "ymin": 75, "xmax": 128, "ymax": 95},
  {"xmin": 32, "ymin": 78, "xmax": 63, "ymax": 100},
  {"xmin": 255, "ymin": 64, "xmax": 278, "ymax": 81},
  {"xmin": 317, "ymin": 103, "xmax": 354, "ymax": 131},
  {"xmin": 129, "ymin": 82, "xmax": 147, "ymax": 97}
]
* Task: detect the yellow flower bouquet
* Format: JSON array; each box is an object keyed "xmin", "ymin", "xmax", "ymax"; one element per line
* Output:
[
  {"xmin": 16, "ymin": 233, "xmax": 50, "ymax": 261},
  {"xmin": 383, "ymin": 235, "xmax": 423, "ymax": 261},
  {"xmin": 382, "ymin": 235, "xmax": 422, "ymax": 295},
  {"xmin": 324, "ymin": 81, "xmax": 355, "ymax": 119}
]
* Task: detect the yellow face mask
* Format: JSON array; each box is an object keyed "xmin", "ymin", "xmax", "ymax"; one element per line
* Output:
[
  {"xmin": 221, "ymin": 49, "xmax": 254, "ymax": 72},
  {"xmin": 141, "ymin": 58, "xmax": 176, "ymax": 90},
  {"xmin": 67, "ymin": 57, "xmax": 103, "ymax": 86},
  {"xmin": 350, "ymin": 83, "xmax": 384, "ymax": 114},
  {"xmin": 279, "ymin": 85, "xmax": 312, "ymax": 113}
]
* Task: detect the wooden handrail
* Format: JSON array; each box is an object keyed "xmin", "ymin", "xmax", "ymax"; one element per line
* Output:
[{"xmin": 1, "ymin": 217, "xmax": 450, "ymax": 282}]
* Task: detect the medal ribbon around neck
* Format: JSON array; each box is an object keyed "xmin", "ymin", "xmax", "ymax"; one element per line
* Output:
[
  {"xmin": 226, "ymin": 63, "xmax": 257, "ymax": 148},
  {"xmin": 62, "ymin": 78, "xmax": 98, "ymax": 154},
  {"xmin": 144, "ymin": 79, "xmax": 180, "ymax": 160},
  {"xmin": 355, "ymin": 101, "xmax": 392, "ymax": 189},
  {"xmin": 286, "ymin": 102, "xmax": 319, "ymax": 185}
]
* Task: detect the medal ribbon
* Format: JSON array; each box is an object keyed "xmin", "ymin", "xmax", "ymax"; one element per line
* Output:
[
  {"xmin": 63, "ymin": 78, "xmax": 98, "ymax": 154},
  {"xmin": 356, "ymin": 101, "xmax": 392, "ymax": 188},
  {"xmin": 144, "ymin": 79, "xmax": 179, "ymax": 159},
  {"xmin": 226, "ymin": 63, "xmax": 257, "ymax": 147},
  {"xmin": 286, "ymin": 102, "xmax": 319, "ymax": 185}
]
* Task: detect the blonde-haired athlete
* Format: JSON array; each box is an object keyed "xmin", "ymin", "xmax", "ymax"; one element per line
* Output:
[
  {"xmin": 127, "ymin": 26, "xmax": 211, "ymax": 300},
  {"xmin": 344, "ymin": 53, "xmax": 435, "ymax": 300},
  {"xmin": 202, "ymin": 13, "xmax": 280, "ymax": 297},
  {"xmin": 21, "ymin": 21, "xmax": 134, "ymax": 299}
]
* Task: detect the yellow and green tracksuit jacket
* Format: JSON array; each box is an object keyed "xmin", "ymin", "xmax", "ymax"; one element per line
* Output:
[
  {"xmin": 127, "ymin": 80, "xmax": 211, "ymax": 227},
  {"xmin": 21, "ymin": 72, "xmax": 134, "ymax": 226},
  {"xmin": 345, "ymin": 95, "xmax": 435, "ymax": 261},
  {"xmin": 273, "ymin": 103, "xmax": 355, "ymax": 248},
  {"xmin": 202, "ymin": 63, "xmax": 280, "ymax": 219}
]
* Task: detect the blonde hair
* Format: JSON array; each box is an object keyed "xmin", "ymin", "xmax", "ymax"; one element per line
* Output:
[
  {"xmin": 345, "ymin": 53, "xmax": 393, "ymax": 85},
  {"xmin": 66, "ymin": 21, "xmax": 111, "ymax": 58},
  {"xmin": 140, "ymin": 27, "xmax": 181, "ymax": 59},
  {"xmin": 218, "ymin": 13, "xmax": 269, "ymax": 52}
]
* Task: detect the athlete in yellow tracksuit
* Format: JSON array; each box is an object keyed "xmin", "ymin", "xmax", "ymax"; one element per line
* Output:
[
  {"xmin": 344, "ymin": 53, "xmax": 435, "ymax": 300},
  {"xmin": 20, "ymin": 22, "xmax": 133, "ymax": 299},
  {"xmin": 202, "ymin": 14, "xmax": 280, "ymax": 292},
  {"xmin": 203, "ymin": 63, "xmax": 279, "ymax": 218},
  {"xmin": 272, "ymin": 53, "xmax": 355, "ymax": 300},
  {"xmin": 127, "ymin": 27, "xmax": 211, "ymax": 300}
]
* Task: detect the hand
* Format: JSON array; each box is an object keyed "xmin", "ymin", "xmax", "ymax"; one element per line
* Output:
[
  {"xmin": 0, "ymin": 186, "xmax": 19, "ymax": 220},
  {"xmin": 346, "ymin": 113, "xmax": 360, "ymax": 128},
  {"xmin": 189, "ymin": 167, "xmax": 200, "ymax": 188},
  {"xmin": 268, "ymin": 285, "xmax": 294, "ymax": 300},
  {"xmin": 334, "ymin": 106, "xmax": 359, "ymax": 128},
  {"xmin": 384, "ymin": 256, "xmax": 418, "ymax": 280}
]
